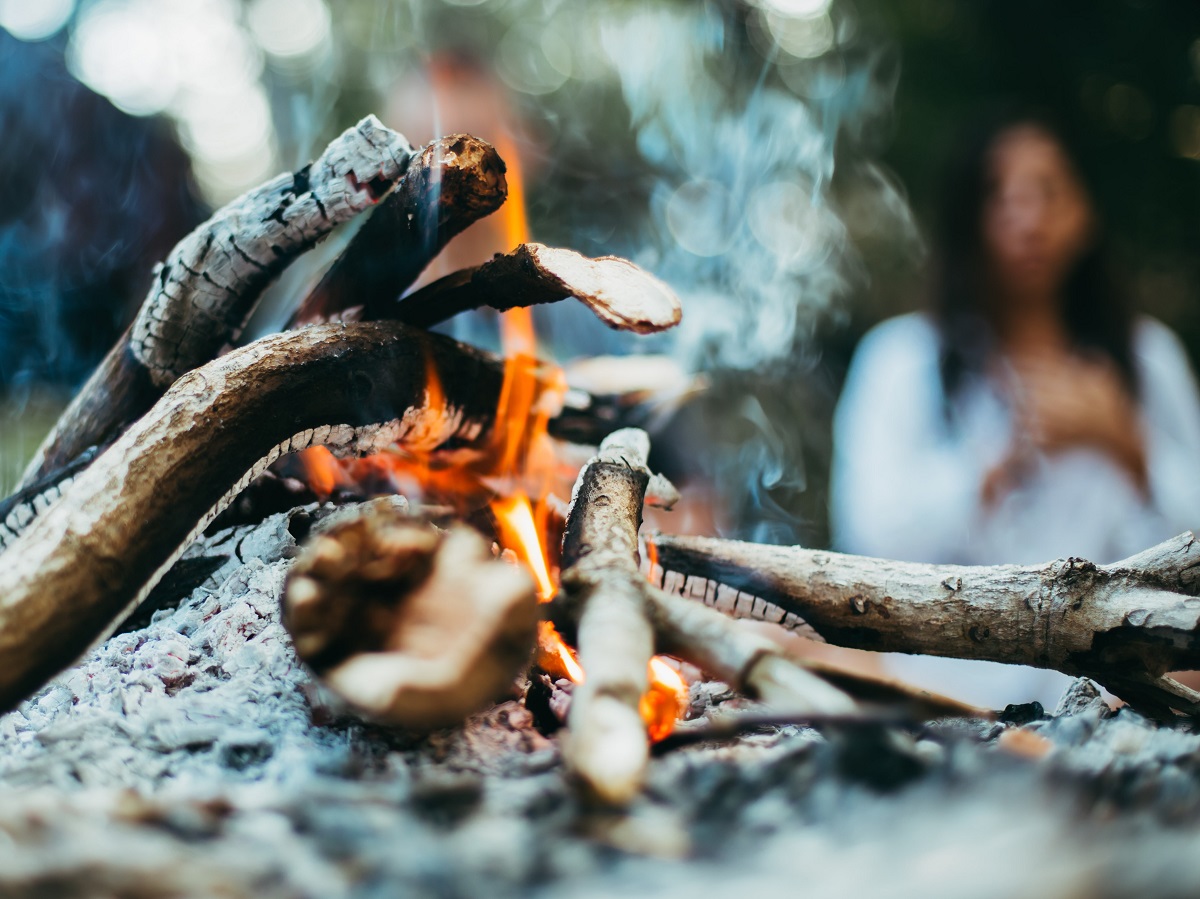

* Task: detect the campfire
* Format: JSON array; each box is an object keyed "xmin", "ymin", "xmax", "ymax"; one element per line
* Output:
[{"xmin": 2, "ymin": 113, "xmax": 1200, "ymax": 819}]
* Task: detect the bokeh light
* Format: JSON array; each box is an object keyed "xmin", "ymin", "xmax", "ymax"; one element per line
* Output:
[
  {"xmin": 0, "ymin": 0, "xmax": 75, "ymax": 41},
  {"xmin": 246, "ymin": 0, "xmax": 330, "ymax": 61},
  {"xmin": 68, "ymin": 0, "xmax": 279, "ymax": 202}
]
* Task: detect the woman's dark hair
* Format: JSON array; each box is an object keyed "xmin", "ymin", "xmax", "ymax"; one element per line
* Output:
[{"xmin": 931, "ymin": 106, "xmax": 1137, "ymax": 407}]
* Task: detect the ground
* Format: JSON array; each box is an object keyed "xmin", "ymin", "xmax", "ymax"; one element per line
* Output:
[{"xmin": 2, "ymin": 507, "xmax": 1199, "ymax": 898}]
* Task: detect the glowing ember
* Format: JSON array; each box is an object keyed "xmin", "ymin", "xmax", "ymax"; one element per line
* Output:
[
  {"xmin": 642, "ymin": 657, "xmax": 689, "ymax": 742},
  {"xmin": 293, "ymin": 446, "xmax": 353, "ymax": 499}
]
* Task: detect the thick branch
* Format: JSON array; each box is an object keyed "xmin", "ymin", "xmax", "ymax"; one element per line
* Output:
[
  {"xmin": 21, "ymin": 116, "xmax": 414, "ymax": 488},
  {"xmin": 292, "ymin": 134, "xmax": 507, "ymax": 326},
  {"xmin": 390, "ymin": 243, "xmax": 682, "ymax": 335},
  {"xmin": 652, "ymin": 532, "xmax": 1200, "ymax": 716},
  {"xmin": 0, "ymin": 322, "xmax": 518, "ymax": 714}
]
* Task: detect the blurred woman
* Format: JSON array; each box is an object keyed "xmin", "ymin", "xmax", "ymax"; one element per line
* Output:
[{"xmin": 829, "ymin": 110, "xmax": 1200, "ymax": 706}]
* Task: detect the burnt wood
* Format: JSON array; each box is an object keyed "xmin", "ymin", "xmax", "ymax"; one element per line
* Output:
[
  {"xmin": 20, "ymin": 116, "xmax": 414, "ymax": 489},
  {"xmin": 0, "ymin": 321, "xmax": 516, "ymax": 714},
  {"xmin": 292, "ymin": 134, "xmax": 508, "ymax": 326},
  {"xmin": 389, "ymin": 243, "xmax": 683, "ymax": 334}
]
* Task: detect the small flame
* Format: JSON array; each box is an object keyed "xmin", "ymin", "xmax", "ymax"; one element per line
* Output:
[
  {"xmin": 642, "ymin": 657, "xmax": 688, "ymax": 742},
  {"xmin": 293, "ymin": 446, "xmax": 353, "ymax": 499},
  {"xmin": 491, "ymin": 492, "xmax": 554, "ymax": 601},
  {"xmin": 643, "ymin": 533, "xmax": 660, "ymax": 584}
]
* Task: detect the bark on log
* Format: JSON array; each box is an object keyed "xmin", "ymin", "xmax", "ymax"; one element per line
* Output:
[
  {"xmin": 284, "ymin": 508, "xmax": 537, "ymax": 730},
  {"xmin": 0, "ymin": 321, "xmax": 522, "ymax": 714},
  {"xmin": 652, "ymin": 532, "xmax": 1200, "ymax": 718},
  {"xmin": 19, "ymin": 116, "xmax": 415, "ymax": 489},
  {"xmin": 390, "ymin": 243, "xmax": 683, "ymax": 335},
  {"xmin": 291, "ymin": 134, "xmax": 507, "ymax": 326}
]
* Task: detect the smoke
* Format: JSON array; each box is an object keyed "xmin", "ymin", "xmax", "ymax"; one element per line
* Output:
[{"xmin": 599, "ymin": 0, "xmax": 900, "ymax": 371}]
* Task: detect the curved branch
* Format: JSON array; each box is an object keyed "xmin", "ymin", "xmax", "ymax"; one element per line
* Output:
[{"xmin": 0, "ymin": 321, "xmax": 518, "ymax": 713}]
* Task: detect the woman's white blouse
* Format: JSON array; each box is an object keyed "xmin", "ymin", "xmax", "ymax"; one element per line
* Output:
[{"xmin": 829, "ymin": 313, "xmax": 1200, "ymax": 707}]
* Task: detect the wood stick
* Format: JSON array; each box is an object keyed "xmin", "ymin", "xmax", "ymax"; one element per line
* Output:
[
  {"xmin": 20, "ymin": 116, "xmax": 415, "ymax": 489},
  {"xmin": 388, "ymin": 243, "xmax": 682, "ymax": 335},
  {"xmin": 291, "ymin": 134, "xmax": 507, "ymax": 326},
  {"xmin": 644, "ymin": 587, "xmax": 856, "ymax": 716},
  {"xmin": 555, "ymin": 429, "xmax": 855, "ymax": 803},
  {"xmin": 558, "ymin": 429, "xmax": 656, "ymax": 805},
  {"xmin": 652, "ymin": 532, "xmax": 1200, "ymax": 718},
  {"xmin": 284, "ymin": 509, "xmax": 537, "ymax": 730},
  {"xmin": 0, "ymin": 321, "xmax": 526, "ymax": 714}
]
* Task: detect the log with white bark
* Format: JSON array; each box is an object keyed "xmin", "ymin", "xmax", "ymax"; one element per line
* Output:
[
  {"xmin": 651, "ymin": 532, "xmax": 1200, "ymax": 719},
  {"xmin": 20, "ymin": 116, "xmax": 415, "ymax": 488},
  {"xmin": 0, "ymin": 321, "xmax": 542, "ymax": 714},
  {"xmin": 390, "ymin": 243, "xmax": 682, "ymax": 334}
]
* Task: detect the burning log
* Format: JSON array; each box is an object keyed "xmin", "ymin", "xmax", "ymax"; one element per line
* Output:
[
  {"xmin": 291, "ymin": 134, "xmax": 508, "ymax": 326},
  {"xmin": 651, "ymin": 532, "xmax": 1200, "ymax": 720},
  {"xmin": 20, "ymin": 116, "xmax": 415, "ymax": 489},
  {"xmin": 389, "ymin": 243, "xmax": 683, "ymax": 335},
  {"xmin": 284, "ymin": 505, "xmax": 538, "ymax": 729},
  {"xmin": 554, "ymin": 429, "xmax": 856, "ymax": 804},
  {"xmin": 0, "ymin": 321, "xmax": 540, "ymax": 714}
]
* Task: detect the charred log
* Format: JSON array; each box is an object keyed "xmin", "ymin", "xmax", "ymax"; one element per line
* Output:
[
  {"xmin": 291, "ymin": 134, "xmax": 508, "ymax": 326},
  {"xmin": 390, "ymin": 243, "xmax": 682, "ymax": 335},
  {"xmin": 20, "ymin": 116, "xmax": 415, "ymax": 488}
]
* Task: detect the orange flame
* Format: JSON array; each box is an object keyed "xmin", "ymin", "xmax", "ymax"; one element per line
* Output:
[
  {"xmin": 642, "ymin": 657, "xmax": 688, "ymax": 742},
  {"xmin": 293, "ymin": 446, "xmax": 354, "ymax": 499},
  {"xmin": 491, "ymin": 492, "xmax": 554, "ymax": 601}
]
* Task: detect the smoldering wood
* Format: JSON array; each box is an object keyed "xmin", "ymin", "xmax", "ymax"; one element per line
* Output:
[
  {"xmin": 291, "ymin": 134, "xmax": 507, "ymax": 327},
  {"xmin": 11, "ymin": 503, "xmax": 1200, "ymax": 899},
  {"xmin": 651, "ymin": 532, "xmax": 1200, "ymax": 719},
  {"xmin": 644, "ymin": 587, "xmax": 855, "ymax": 716},
  {"xmin": 284, "ymin": 507, "xmax": 537, "ymax": 730},
  {"xmin": 0, "ymin": 321, "xmax": 528, "ymax": 714},
  {"xmin": 390, "ymin": 243, "xmax": 683, "ymax": 335},
  {"xmin": 20, "ymin": 116, "xmax": 415, "ymax": 489}
]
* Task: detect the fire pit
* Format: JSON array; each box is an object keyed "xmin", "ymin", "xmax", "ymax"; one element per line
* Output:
[{"xmin": 2, "ymin": 114, "xmax": 1200, "ymax": 898}]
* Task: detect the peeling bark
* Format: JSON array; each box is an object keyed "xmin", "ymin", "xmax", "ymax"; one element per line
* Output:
[{"xmin": 391, "ymin": 243, "xmax": 683, "ymax": 335}]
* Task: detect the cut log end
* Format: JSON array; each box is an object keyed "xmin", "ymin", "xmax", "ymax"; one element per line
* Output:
[{"xmin": 517, "ymin": 244, "xmax": 682, "ymax": 335}]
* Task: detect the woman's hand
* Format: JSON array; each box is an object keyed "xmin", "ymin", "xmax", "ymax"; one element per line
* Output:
[{"xmin": 983, "ymin": 353, "xmax": 1148, "ymax": 505}]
